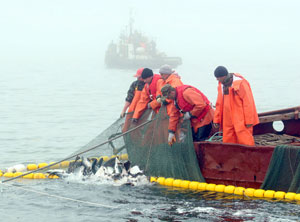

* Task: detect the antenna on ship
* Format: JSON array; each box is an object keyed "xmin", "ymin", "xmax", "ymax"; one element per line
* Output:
[{"xmin": 129, "ymin": 9, "xmax": 134, "ymax": 36}]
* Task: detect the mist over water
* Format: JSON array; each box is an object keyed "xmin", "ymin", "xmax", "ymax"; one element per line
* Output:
[
  {"xmin": 1, "ymin": 1, "xmax": 300, "ymax": 221},
  {"xmin": 1, "ymin": 0, "xmax": 299, "ymax": 108}
]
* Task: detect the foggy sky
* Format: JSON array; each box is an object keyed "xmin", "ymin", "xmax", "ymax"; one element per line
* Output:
[{"xmin": 1, "ymin": 0, "xmax": 300, "ymax": 73}]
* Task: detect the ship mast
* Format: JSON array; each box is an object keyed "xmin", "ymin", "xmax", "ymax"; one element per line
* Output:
[{"xmin": 129, "ymin": 11, "xmax": 134, "ymax": 36}]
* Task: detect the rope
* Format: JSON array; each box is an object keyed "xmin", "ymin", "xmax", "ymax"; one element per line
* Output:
[
  {"xmin": 206, "ymin": 131, "xmax": 223, "ymax": 142},
  {"xmin": 1, "ymin": 118, "xmax": 153, "ymax": 183},
  {"xmin": 0, "ymin": 182, "xmax": 118, "ymax": 209}
]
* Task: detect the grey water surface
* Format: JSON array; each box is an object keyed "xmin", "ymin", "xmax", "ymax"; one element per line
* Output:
[
  {"xmin": 1, "ymin": 65, "xmax": 300, "ymax": 222},
  {"xmin": 1, "ymin": 0, "xmax": 300, "ymax": 221}
]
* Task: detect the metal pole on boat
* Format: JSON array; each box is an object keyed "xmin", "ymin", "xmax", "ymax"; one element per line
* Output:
[{"xmin": 1, "ymin": 118, "xmax": 153, "ymax": 183}]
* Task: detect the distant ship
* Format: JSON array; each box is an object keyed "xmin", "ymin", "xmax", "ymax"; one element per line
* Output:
[{"xmin": 105, "ymin": 18, "xmax": 182, "ymax": 70}]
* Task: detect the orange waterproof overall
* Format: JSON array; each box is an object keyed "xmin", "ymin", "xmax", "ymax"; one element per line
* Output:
[
  {"xmin": 213, "ymin": 73, "xmax": 259, "ymax": 146},
  {"xmin": 127, "ymin": 90, "xmax": 142, "ymax": 113},
  {"xmin": 122, "ymin": 82, "xmax": 144, "ymax": 133},
  {"xmin": 133, "ymin": 74, "xmax": 161, "ymax": 119}
]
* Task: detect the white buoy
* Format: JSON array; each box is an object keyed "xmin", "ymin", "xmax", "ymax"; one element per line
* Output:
[{"xmin": 5, "ymin": 164, "xmax": 27, "ymax": 173}]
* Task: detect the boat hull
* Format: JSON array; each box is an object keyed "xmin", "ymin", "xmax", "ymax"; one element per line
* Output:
[
  {"xmin": 105, "ymin": 54, "xmax": 182, "ymax": 70},
  {"xmin": 194, "ymin": 142, "xmax": 274, "ymax": 189},
  {"xmin": 194, "ymin": 106, "xmax": 300, "ymax": 189}
]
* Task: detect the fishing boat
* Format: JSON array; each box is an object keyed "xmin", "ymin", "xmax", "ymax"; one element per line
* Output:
[
  {"xmin": 1, "ymin": 106, "xmax": 300, "ymax": 195},
  {"xmin": 194, "ymin": 106, "xmax": 300, "ymax": 189},
  {"xmin": 104, "ymin": 18, "xmax": 182, "ymax": 69},
  {"xmin": 115, "ymin": 105, "xmax": 300, "ymax": 193}
]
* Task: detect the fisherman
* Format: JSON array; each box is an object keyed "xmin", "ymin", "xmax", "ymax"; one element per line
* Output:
[
  {"xmin": 161, "ymin": 84, "xmax": 214, "ymax": 145},
  {"xmin": 120, "ymin": 68, "xmax": 145, "ymax": 118},
  {"xmin": 151, "ymin": 64, "xmax": 183, "ymax": 112},
  {"xmin": 131, "ymin": 68, "xmax": 161, "ymax": 122},
  {"xmin": 213, "ymin": 66, "xmax": 259, "ymax": 146}
]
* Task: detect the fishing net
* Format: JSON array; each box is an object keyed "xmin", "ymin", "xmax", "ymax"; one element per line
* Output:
[
  {"xmin": 67, "ymin": 117, "xmax": 127, "ymax": 159},
  {"xmin": 261, "ymin": 145, "xmax": 300, "ymax": 193},
  {"xmin": 123, "ymin": 106, "xmax": 204, "ymax": 181},
  {"xmin": 67, "ymin": 105, "xmax": 204, "ymax": 182}
]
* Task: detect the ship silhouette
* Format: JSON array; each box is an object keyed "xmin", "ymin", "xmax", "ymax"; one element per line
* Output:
[{"xmin": 105, "ymin": 18, "xmax": 182, "ymax": 70}]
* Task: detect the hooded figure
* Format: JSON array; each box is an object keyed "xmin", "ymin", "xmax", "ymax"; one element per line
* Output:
[{"xmin": 150, "ymin": 64, "xmax": 183, "ymax": 115}]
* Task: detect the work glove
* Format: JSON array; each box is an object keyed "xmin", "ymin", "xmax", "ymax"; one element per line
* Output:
[
  {"xmin": 168, "ymin": 132, "xmax": 176, "ymax": 146},
  {"xmin": 213, "ymin": 123, "xmax": 220, "ymax": 129},
  {"xmin": 132, "ymin": 118, "xmax": 138, "ymax": 123},
  {"xmin": 161, "ymin": 97, "xmax": 169, "ymax": 105},
  {"xmin": 156, "ymin": 95, "xmax": 162, "ymax": 103},
  {"xmin": 156, "ymin": 95, "xmax": 169, "ymax": 105},
  {"xmin": 183, "ymin": 112, "xmax": 191, "ymax": 120},
  {"xmin": 120, "ymin": 112, "xmax": 125, "ymax": 118}
]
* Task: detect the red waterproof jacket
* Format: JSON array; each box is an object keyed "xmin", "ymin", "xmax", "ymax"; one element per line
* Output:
[
  {"xmin": 176, "ymin": 85, "xmax": 211, "ymax": 121},
  {"xmin": 168, "ymin": 85, "xmax": 214, "ymax": 132}
]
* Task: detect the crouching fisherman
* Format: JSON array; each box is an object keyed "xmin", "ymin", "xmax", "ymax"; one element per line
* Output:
[{"xmin": 161, "ymin": 84, "xmax": 214, "ymax": 145}]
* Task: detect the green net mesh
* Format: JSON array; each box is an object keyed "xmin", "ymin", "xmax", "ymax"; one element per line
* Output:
[
  {"xmin": 261, "ymin": 145, "xmax": 300, "ymax": 193},
  {"xmin": 66, "ymin": 105, "xmax": 204, "ymax": 182},
  {"xmin": 67, "ymin": 117, "xmax": 127, "ymax": 159},
  {"xmin": 124, "ymin": 106, "xmax": 204, "ymax": 181}
]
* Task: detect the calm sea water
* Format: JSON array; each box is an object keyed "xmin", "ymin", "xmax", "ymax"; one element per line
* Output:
[{"xmin": 1, "ymin": 63, "xmax": 300, "ymax": 222}]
